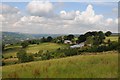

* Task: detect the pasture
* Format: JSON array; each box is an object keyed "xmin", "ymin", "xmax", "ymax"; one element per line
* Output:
[
  {"xmin": 2, "ymin": 51, "xmax": 118, "ymax": 78},
  {"xmin": 3, "ymin": 43, "xmax": 68, "ymax": 58},
  {"xmin": 105, "ymin": 35, "xmax": 118, "ymax": 42}
]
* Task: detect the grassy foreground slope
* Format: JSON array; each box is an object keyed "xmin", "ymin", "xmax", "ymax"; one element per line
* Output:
[{"xmin": 2, "ymin": 51, "xmax": 118, "ymax": 78}]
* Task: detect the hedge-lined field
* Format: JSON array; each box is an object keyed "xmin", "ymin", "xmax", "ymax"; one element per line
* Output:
[
  {"xmin": 3, "ymin": 43, "xmax": 68, "ymax": 58},
  {"xmin": 105, "ymin": 36, "xmax": 118, "ymax": 42}
]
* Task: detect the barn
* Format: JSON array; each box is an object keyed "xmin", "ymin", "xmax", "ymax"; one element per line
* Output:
[{"xmin": 70, "ymin": 42, "xmax": 85, "ymax": 48}]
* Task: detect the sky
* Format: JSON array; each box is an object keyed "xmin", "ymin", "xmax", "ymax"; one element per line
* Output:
[{"xmin": 0, "ymin": 0, "xmax": 118, "ymax": 34}]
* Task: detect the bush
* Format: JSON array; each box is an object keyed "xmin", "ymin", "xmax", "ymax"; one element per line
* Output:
[
  {"xmin": 41, "ymin": 53, "xmax": 51, "ymax": 60},
  {"xmin": 118, "ymin": 37, "xmax": 120, "ymax": 53},
  {"xmin": 97, "ymin": 45, "xmax": 107, "ymax": 52},
  {"xmin": 64, "ymin": 48, "xmax": 78, "ymax": 56},
  {"xmin": 40, "ymin": 50, "xmax": 51, "ymax": 60},
  {"xmin": 2, "ymin": 61, "xmax": 5, "ymax": 66},
  {"xmin": 85, "ymin": 41, "xmax": 119, "ymax": 52},
  {"xmin": 27, "ymin": 55, "xmax": 34, "ymax": 62},
  {"xmin": 21, "ymin": 41, "xmax": 29, "ymax": 48},
  {"xmin": 10, "ymin": 56, "xmax": 13, "ymax": 58},
  {"xmin": 17, "ymin": 49, "xmax": 34, "ymax": 63},
  {"xmin": 108, "ymin": 41, "xmax": 118, "ymax": 50},
  {"xmin": 17, "ymin": 49, "xmax": 27, "ymax": 63}
]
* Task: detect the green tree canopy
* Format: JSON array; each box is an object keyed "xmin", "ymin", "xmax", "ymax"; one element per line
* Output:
[
  {"xmin": 66, "ymin": 34, "xmax": 74, "ymax": 40},
  {"xmin": 17, "ymin": 49, "xmax": 28, "ymax": 63},
  {"xmin": 105, "ymin": 31, "xmax": 112, "ymax": 37},
  {"xmin": 21, "ymin": 41, "xmax": 29, "ymax": 48},
  {"xmin": 78, "ymin": 35, "xmax": 86, "ymax": 43},
  {"xmin": 46, "ymin": 36, "xmax": 53, "ymax": 42}
]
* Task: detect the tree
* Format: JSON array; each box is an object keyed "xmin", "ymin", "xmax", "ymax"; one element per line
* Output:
[
  {"xmin": 46, "ymin": 36, "xmax": 53, "ymax": 42},
  {"xmin": 56, "ymin": 36, "xmax": 64, "ymax": 43},
  {"xmin": 21, "ymin": 41, "xmax": 29, "ymax": 48},
  {"xmin": 63, "ymin": 35, "xmax": 67, "ymax": 40},
  {"xmin": 17, "ymin": 49, "xmax": 28, "ymax": 63},
  {"xmin": 107, "ymin": 39, "xmax": 111, "ymax": 45},
  {"xmin": 118, "ymin": 37, "xmax": 120, "ymax": 53},
  {"xmin": 105, "ymin": 31, "xmax": 112, "ymax": 37},
  {"xmin": 41, "ymin": 37, "xmax": 46, "ymax": 42},
  {"xmin": 2, "ymin": 44, "xmax": 5, "ymax": 51},
  {"xmin": 2, "ymin": 61, "xmax": 5, "ymax": 66},
  {"xmin": 98, "ymin": 31, "xmax": 105, "ymax": 44},
  {"xmin": 27, "ymin": 55, "xmax": 34, "ymax": 62},
  {"xmin": 91, "ymin": 31, "xmax": 98, "ymax": 36},
  {"xmin": 93, "ymin": 36, "xmax": 101, "ymax": 46},
  {"xmin": 78, "ymin": 35, "xmax": 86, "ymax": 43},
  {"xmin": 84, "ymin": 32, "xmax": 92, "ymax": 37},
  {"xmin": 67, "ymin": 34, "xmax": 74, "ymax": 40},
  {"xmin": 86, "ymin": 36, "xmax": 93, "ymax": 45}
]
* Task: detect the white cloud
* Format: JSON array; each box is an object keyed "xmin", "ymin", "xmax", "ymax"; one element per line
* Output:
[
  {"xmin": 112, "ymin": 7, "xmax": 118, "ymax": 13},
  {"xmin": 60, "ymin": 10, "xmax": 76, "ymax": 20},
  {"xmin": 0, "ymin": 4, "xmax": 20, "ymax": 14},
  {"xmin": 74, "ymin": 4, "xmax": 103, "ymax": 25},
  {"xmin": 115, "ymin": 18, "xmax": 118, "ymax": 24},
  {"xmin": 2, "ymin": 3, "xmax": 118, "ymax": 34},
  {"xmin": 76, "ymin": 10, "xmax": 80, "ymax": 16},
  {"xmin": 27, "ymin": 0, "xmax": 54, "ymax": 17},
  {"xmin": 0, "ymin": 14, "xmax": 5, "ymax": 22},
  {"xmin": 1, "ymin": 4, "xmax": 23, "ymax": 31},
  {"xmin": 105, "ymin": 18, "xmax": 114, "ymax": 26}
]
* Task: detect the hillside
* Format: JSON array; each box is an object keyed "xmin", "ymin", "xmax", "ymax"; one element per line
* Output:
[
  {"xmin": 3, "ymin": 43, "xmax": 68, "ymax": 58},
  {"xmin": 2, "ymin": 51, "xmax": 118, "ymax": 78},
  {"xmin": 2, "ymin": 31, "xmax": 118, "ymax": 44},
  {"xmin": 2, "ymin": 32, "xmax": 34, "ymax": 44},
  {"xmin": 2, "ymin": 32, "xmax": 65, "ymax": 44}
]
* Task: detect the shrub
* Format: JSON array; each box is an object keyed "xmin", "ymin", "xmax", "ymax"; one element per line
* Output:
[
  {"xmin": 85, "ymin": 41, "xmax": 119, "ymax": 52},
  {"xmin": 17, "ymin": 49, "xmax": 34, "ymax": 63},
  {"xmin": 2, "ymin": 61, "xmax": 5, "ymax": 66},
  {"xmin": 10, "ymin": 56, "xmax": 13, "ymax": 58},
  {"xmin": 21, "ymin": 41, "xmax": 29, "ymax": 48},
  {"xmin": 17, "ymin": 49, "xmax": 28, "ymax": 63},
  {"xmin": 97, "ymin": 45, "xmax": 107, "ymax": 52},
  {"xmin": 108, "ymin": 41, "xmax": 118, "ymax": 50},
  {"xmin": 27, "ymin": 55, "xmax": 34, "ymax": 62},
  {"xmin": 64, "ymin": 48, "xmax": 78, "ymax": 56},
  {"xmin": 41, "ymin": 50, "xmax": 51, "ymax": 60}
]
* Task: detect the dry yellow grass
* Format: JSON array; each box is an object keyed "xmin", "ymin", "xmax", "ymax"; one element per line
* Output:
[{"xmin": 2, "ymin": 51, "xmax": 118, "ymax": 78}]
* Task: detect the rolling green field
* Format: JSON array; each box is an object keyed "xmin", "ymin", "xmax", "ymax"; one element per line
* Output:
[
  {"xmin": 3, "ymin": 35, "xmax": 118, "ymax": 58},
  {"xmin": 3, "ymin": 43, "xmax": 68, "ymax": 58},
  {"xmin": 2, "ymin": 35, "xmax": 118, "ymax": 78},
  {"xmin": 2, "ymin": 51, "xmax": 118, "ymax": 78},
  {"xmin": 105, "ymin": 36, "xmax": 118, "ymax": 42}
]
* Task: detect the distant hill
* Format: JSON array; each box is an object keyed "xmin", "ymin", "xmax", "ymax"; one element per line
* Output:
[
  {"xmin": 2, "ymin": 31, "xmax": 118, "ymax": 44},
  {"xmin": 30, "ymin": 34, "xmax": 64, "ymax": 39},
  {"xmin": 111, "ymin": 33, "xmax": 118, "ymax": 36},
  {"xmin": 2, "ymin": 32, "xmax": 64, "ymax": 44},
  {"xmin": 2, "ymin": 32, "xmax": 34, "ymax": 44}
]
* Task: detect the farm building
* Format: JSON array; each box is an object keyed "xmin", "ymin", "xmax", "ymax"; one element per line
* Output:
[
  {"xmin": 64, "ymin": 40, "xmax": 72, "ymax": 44},
  {"xmin": 70, "ymin": 42, "xmax": 85, "ymax": 48}
]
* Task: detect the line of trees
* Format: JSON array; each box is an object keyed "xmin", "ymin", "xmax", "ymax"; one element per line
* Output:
[
  {"xmin": 20, "ymin": 36, "xmax": 53, "ymax": 48},
  {"xmin": 77, "ymin": 31, "xmax": 112, "ymax": 45},
  {"xmin": 2, "ymin": 31, "xmax": 112, "ymax": 50}
]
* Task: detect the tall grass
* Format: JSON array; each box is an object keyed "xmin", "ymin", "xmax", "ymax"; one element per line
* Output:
[{"xmin": 2, "ymin": 51, "xmax": 118, "ymax": 78}]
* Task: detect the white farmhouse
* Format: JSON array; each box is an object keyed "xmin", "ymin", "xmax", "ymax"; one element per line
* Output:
[
  {"xmin": 70, "ymin": 42, "xmax": 85, "ymax": 48},
  {"xmin": 64, "ymin": 40, "xmax": 72, "ymax": 44}
]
